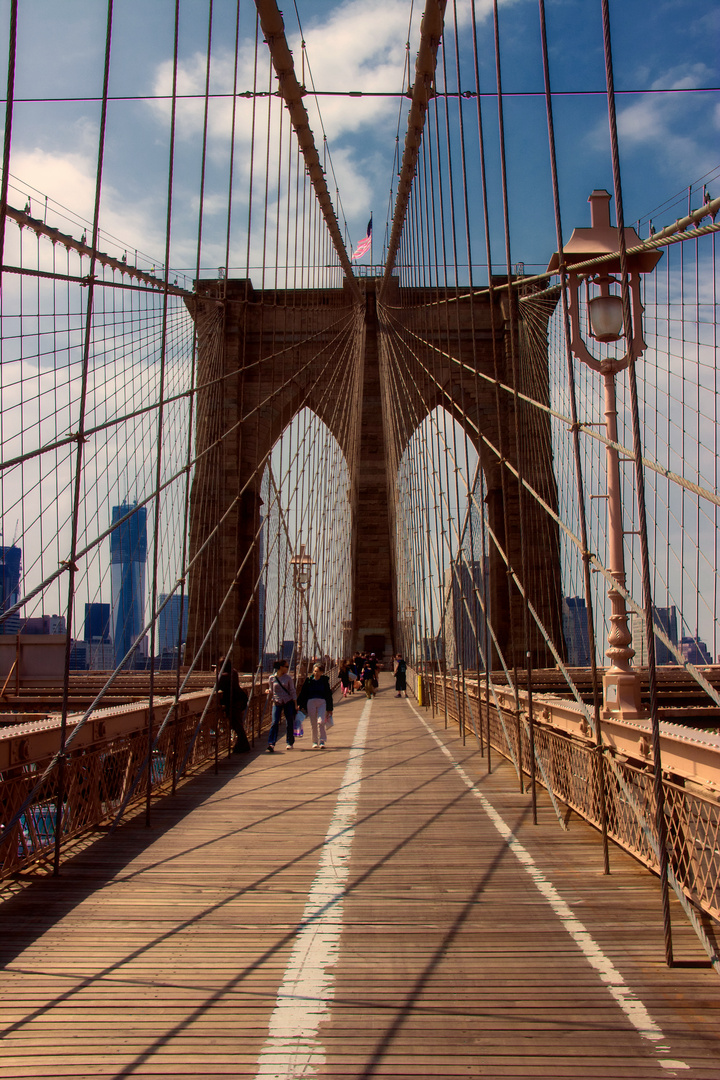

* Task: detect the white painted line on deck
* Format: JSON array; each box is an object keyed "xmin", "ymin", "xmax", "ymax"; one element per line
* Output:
[
  {"xmin": 408, "ymin": 700, "xmax": 691, "ymax": 1075},
  {"xmin": 254, "ymin": 698, "xmax": 372, "ymax": 1079}
]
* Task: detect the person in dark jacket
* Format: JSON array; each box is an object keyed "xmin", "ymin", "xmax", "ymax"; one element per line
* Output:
[
  {"xmin": 216, "ymin": 655, "xmax": 251, "ymax": 753},
  {"xmin": 296, "ymin": 663, "xmax": 334, "ymax": 748},
  {"xmin": 338, "ymin": 660, "xmax": 351, "ymax": 698},
  {"xmin": 394, "ymin": 654, "xmax": 407, "ymax": 697},
  {"xmin": 360, "ymin": 660, "xmax": 375, "ymax": 699}
]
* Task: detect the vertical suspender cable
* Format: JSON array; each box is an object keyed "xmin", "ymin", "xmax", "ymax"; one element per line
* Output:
[
  {"xmin": 470, "ymin": 0, "xmax": 494, "ymax": 769},
  {"xmin": 452, "ymin": 0, "xmax": 485, "ymax": 750},
  {"xmin": 537, "ymin": 0, "xmax": 608, "ymax": 869},
  {"xmin": 491, "ymin": 0, "xmax": 528, "ymax": 793},
  {"xmin": 0, "ymin": 0, "xmax": 18, "ymax": 280},
  {"xmin": 599, "ymin": 0, "xmax": 673, "ymax": 965},
  {"xmin": 173, "ymin": 0, "xmax": 220, "ymax": 791},
  {"xmin": 53, "ymin": 0, "xmax": 114, "ymax": 875},
  {"xmin": 147, "ymin": 0, "xmax": 181, "ymax": 822}
]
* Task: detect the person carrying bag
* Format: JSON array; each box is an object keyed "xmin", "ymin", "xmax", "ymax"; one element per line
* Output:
[{"xmin": 296, "ymin": 663, "xmax": 334, "ymax": 748}]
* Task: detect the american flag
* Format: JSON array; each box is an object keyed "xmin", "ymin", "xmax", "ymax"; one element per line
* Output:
[{"xmin": 351, "ymin": 217, "xmax": 372, "ymax": 260}]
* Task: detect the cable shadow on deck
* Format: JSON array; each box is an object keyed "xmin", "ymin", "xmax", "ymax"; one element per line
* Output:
[{"xmin": 0, "ymin": 733, "xmax": 531, "ymax": 1076}]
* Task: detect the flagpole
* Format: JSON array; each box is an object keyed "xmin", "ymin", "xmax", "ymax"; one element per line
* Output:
[{"xmin": 370, "ymin": 211, "xmax": 373, "ymax": 270}]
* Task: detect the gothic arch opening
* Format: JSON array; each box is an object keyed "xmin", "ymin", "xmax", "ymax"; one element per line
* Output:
[
  {"xmin": 395, "ymin": 406, "xmax": 487, "ymax": 668},
  {"xmin": 259, "ymin": 407, "xmax": 352, "ymax": 670}
]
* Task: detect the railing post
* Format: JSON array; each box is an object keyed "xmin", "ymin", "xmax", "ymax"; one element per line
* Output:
[{"xmin": 527, "ymin": 653, "xmax": 537, "ymax": 824}]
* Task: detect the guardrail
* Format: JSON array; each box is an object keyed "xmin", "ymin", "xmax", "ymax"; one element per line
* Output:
[
  {"xmin": 0, "ymin": 686, "xmax": 270, "ymax": 880},
  {"xmin": 0, "ymin": 667, "xmax": 342, "ymax": 881},
  {"xmin": 421, "ymin": 673, "xmax": 720, "ymax": 928}
]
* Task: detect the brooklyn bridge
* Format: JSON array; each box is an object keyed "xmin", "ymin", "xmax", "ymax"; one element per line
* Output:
[{"xmin": 1, "ymin": 1, "xmax": 719, "ymax": 1075}]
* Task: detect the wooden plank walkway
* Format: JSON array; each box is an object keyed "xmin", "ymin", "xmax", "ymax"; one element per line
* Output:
[{"xmin": 1, "ymin": 675, "xmax": 718, "ymax": 1078}]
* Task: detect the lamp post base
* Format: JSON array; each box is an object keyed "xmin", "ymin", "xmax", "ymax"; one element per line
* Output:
[{"xmin": 602, "ymin": 669, "xmax": 647, "ymax": 720}]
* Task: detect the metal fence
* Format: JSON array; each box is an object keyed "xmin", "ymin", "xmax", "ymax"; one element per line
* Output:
[
  {"xmin": 0, "ymin": 689, "xmax": 270, "ymax": 880},
  {"xmin": 424, "ymin": 673, "xmax": 720, "ymax": 929}
]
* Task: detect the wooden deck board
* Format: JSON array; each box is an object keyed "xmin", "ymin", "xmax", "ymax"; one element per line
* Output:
[{"xmin": 1, "ymin": 676, "xmax": 718, "ymax": 1078}]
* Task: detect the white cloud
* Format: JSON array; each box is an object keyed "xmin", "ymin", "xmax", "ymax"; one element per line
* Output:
[
  {"xmin": 589, "ymin": 63, "xmax": 718, "ymax": 183},
  {"xmin": 9, "ymin": 147, "xmax": 168, "ymax": 265}
]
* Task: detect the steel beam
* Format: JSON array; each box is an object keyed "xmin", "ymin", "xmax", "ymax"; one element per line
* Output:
[
  {"xmin": 254, "ymin": 0, "xmax": 360, "ymax": 298},
  {"xmin": 381, "ymin": 0, "xmax": 447, "ymax": 295}
]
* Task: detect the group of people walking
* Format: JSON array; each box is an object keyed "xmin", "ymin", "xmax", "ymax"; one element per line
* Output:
[
  {"xmin": 337, "ymin": 653, "xmax": 379, "ymax": 699},
  {"xmin": 338, "ymin": 653, "xmax": 408, "ymax": 699},
  {"xmin": 267, "ymin": 659, "xmax": 334, "ymax": 751},
  {"xmin": 217, "ymin": 651, "xmax": 409, "ymax": 755}
]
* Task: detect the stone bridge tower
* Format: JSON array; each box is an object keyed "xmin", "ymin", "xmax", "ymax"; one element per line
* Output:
[{"xmin": 184, "ymin": 277, "xmax": 563, "ymax": 672}]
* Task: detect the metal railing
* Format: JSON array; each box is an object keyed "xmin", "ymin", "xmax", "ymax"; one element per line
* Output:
[
  {"xmin": 424, "ymin": 673, "xmax": 720, "ymax": 928},
  {"xmin": 0, "ymin": 688, "xmax": 270, "ymax": 880},
  {"xmin": 0, "ymin": 667, "xmax": 345, "ymax": 881}
]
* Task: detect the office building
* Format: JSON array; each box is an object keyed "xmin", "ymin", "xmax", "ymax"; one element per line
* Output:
[
  {"xmin": 68, "ymin": 639, "xmax": 89, "ymax": 670},
  {"xmin": 158, "ymin": 593, "xmax": 188, "ymax": 655},
  {"xmin": 444, "ymin": 558, "xmax": 489, "ymax": 671},
  {"xmin": 562, "ymin": 596, "xmax": 592, "ymax": 666},
  {"xmin": 0, "ymin": 545, "xmax": 22, "ymax": 634},
  {"xmin": 110, "ymin": 503, "xmax": 147, "ymax": 668},
  {"xmin": 85, "ymin": 602, "xmax": 111, "ymax": 643},
  {"xmin": 20, "ymin": 614, "xmax": 66, "ymax": 635},
  {"xmin": 83, "ymin": 602, "xmax": 113, "ymax": 669},
  {"xmin": 680, "ymin": 635, "xmax": 712, "ymax": 665},
  {"xmin": 632, "ymin": 605, "xmax": 679, "ymax": 665}
]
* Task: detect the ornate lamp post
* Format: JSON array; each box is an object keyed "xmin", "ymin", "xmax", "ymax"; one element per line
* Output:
[
  {"xmin": 548, "ymin": 190, "xmax": 662, "ymax": 720},
  {"xmin": 290, "ymin": 545, "xmax": 313, "ymax": 675},
  {"xmin": 402, "ymin": 604, "xmax": 416, "ymax": 663}
]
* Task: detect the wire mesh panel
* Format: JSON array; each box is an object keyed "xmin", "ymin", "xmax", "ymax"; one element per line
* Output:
[{"xmin": 426, "ymin": 671, "xmax": 720, "ymax": 926}]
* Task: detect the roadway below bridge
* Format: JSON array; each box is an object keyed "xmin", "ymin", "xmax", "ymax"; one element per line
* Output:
[{"xmin": 0, "ymin": 673, "xmax": 718, "ymax": 1078}]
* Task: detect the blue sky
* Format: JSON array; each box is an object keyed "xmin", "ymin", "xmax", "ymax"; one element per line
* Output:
[{"xmin": 0, "ymin": 0, "xmax": 717, "ymax": 279}]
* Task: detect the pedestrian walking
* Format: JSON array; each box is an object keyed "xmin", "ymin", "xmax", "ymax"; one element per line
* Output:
[
  {"xmin": 361, "ymin": 659, "xmax": 375, "ymax": 699},
  {"xmin": 296, "ymin": 662, "xmax": 334, "ymax": 748},
  {"xmin": 338, "ymin": 659, "xmax": 351, "ymax": 698},
  {"xmin": 394, "ymin": 654, "xmax": 407, "ymax": 697},
  {"xmin": 267, "ymin": 659, "xmax": 297, "ymax": 753},
  {"xmin": 216, "ymin": 655, "xmax": 251, "ymax": 753}
]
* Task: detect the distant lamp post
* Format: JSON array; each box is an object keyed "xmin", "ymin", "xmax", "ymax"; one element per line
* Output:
[
  {"xmin": 402, "ymin": 605, "xmax": 416, "ymax": 662},
  {"xmin": 548, "ymin": 190, "xmax": 662, "ymax": 720},
  {"xmin": 290, "ymin": 545, "xmax": 314, "ymax": 673},
  {"xmin": 342, "ymin": 619, "xmax": 353, "ymax": 659},
  {"xmin": 290, "ymin": 544, "xmax": 313, "ymax": 591}
]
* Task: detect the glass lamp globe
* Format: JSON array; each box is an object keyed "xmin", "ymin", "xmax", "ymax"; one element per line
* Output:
[{"xmin": 588, "ymin": 293, "xmax": 624, "ymax": 343}]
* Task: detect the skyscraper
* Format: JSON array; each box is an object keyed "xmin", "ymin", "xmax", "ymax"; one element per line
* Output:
[
  {"xmin": 85, "ymin": 601, "xmax": 113, "ymax": 670},
  {"xmin": 562, "ymin": 596, "xmax": 592, "ymax": 666},
  {"xmin": 0, "ymin": 545, "xmax": 22, "ymax": 635},
  {"xmin": 632, "ymin": 605, "xmax": 678, "ymax": 665},
  {"xmin": 680, "ymin": 635, "xmax": 711, "ymax": 665},
  {"xmin": 110, "ymin": 503, "xmax": 147, "ymax": 668},
  {"xmin": 158, "ymin": 593, "xmax": 188, "ymax": 656},
  {"xmin": 444, "ymin": 558, "xmax": 489, "ymax": 671},
  {"xmin": 654, "ymin": 606, "xmax": 679, "ymax": 665},
  {"xmin": 84, "ymin": 602, "xmax": 111, "ymax": 643}
]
